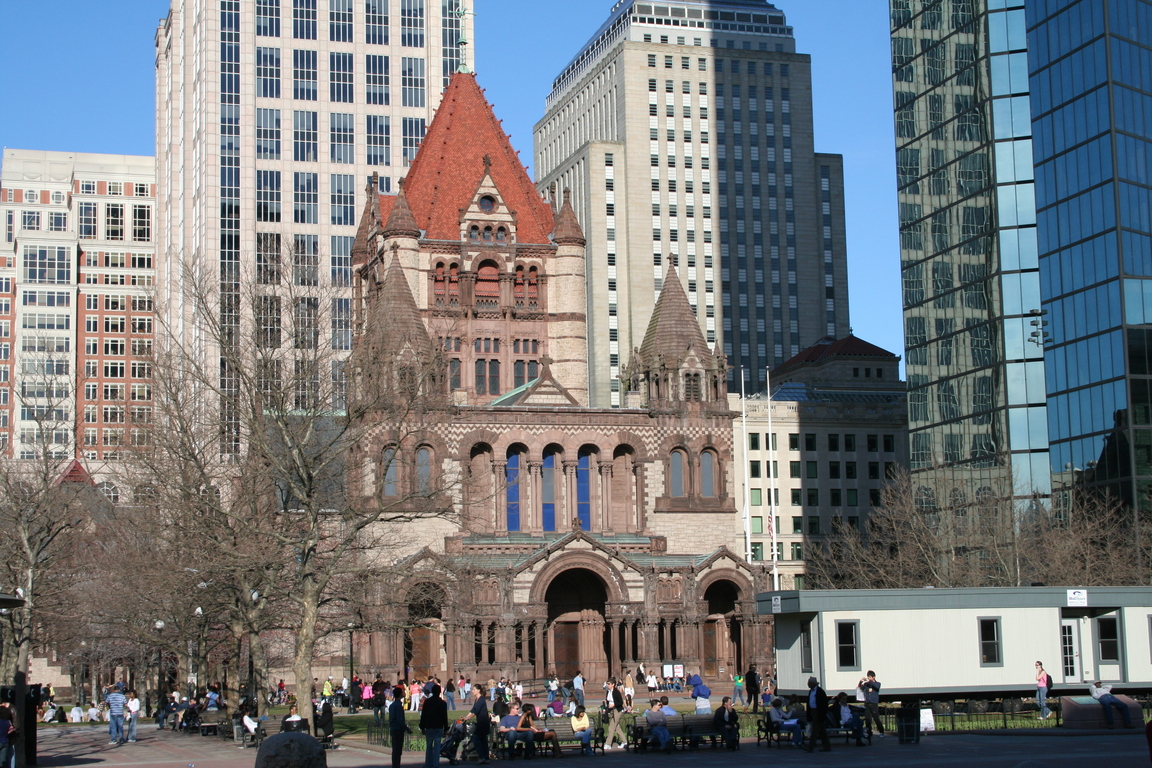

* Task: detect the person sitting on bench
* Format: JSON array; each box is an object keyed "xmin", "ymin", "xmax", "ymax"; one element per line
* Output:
[
  {"xmin": 713, "ymin": 696, "xmax": 740, "ymax": 749},
  {"xmin": 570, "ymin": 705, "xmax": 594, "ymax": 756},
  {"xmin": 644, "ymin": 699, "xmax": 673, "ymax": 752},
  {"xmin": 832, "ymin": 692, "xmax": 866, "ymax": 747}
]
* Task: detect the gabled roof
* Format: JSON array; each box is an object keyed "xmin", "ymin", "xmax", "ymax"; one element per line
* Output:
[
  {"xmin": 773, "ymin": 334, "xmax": 898, "ymax": 374},
  {"xmin": 638, "ymin": 264, "xmax": 709, "ymax": 367},
  {"xmin": 380, "ymin": 73, "xmax": 556, "ymax": 245},
  {"xmin": 57, "ymin": 458, "xmax": 92, "ymax": 485},
  {"xmin": 487, "ymin": 360, "xmax": 580, "ymax": 407}
]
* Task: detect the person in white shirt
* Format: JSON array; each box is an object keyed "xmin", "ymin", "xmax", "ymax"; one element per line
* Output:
[
  {"xmin": 1089, "ymin": 682, "xmax": 1134, "ymax": 727},
  {"xmin": 69, "ymin": 705, "xmax": 84, "ymax": 723},
  {"xmin": 125, "ymin": 690, "xmax": 141, "ymax": 742},
  {"xmin": 86, "ymin": 705, "xmax": 102, "ymax": 722}
]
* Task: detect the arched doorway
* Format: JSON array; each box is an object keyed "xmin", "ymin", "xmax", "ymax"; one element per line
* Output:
[
  {"xmin": 405, "ymin": 583, "xmax": 447, "ymax": 679},
  {"xmin": 702, "ymin": 580, "xmax": 742, "ymax": 678},
  {"xmin": 544, "ymin": 568, "xmax": 609, "ymax": 682}
]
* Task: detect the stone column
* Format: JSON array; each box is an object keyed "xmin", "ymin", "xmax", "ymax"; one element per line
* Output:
[
  {"xmin": 660, "ymin": 621, "xmax": 670, "ymax": 662},
  {"xmin": 493, "ymin": 460, "xmax": 508, "ymax": 532},
  {"xmin": 633, "ymin": 462, "xmax": 647, "ymax": 533},
  {"xmin": 496, "ymin": 622, "xmax": 515, "ymax": 665},
  {"xmin": 444, "ymin": 621, "xmax": 456, "ymax": 679},
  {"xmin": 563, "ymin": 460, "xmax": 579, "ymax": 530},
  {"xmin": 599, "ymin": 463, "xmax": 614, "ymax": 533},
  {"xmin": 588, "ymin": 454, "xmax": 601, "ymax": 533},
  {"xmin": 608, "ymin": 619, "xmax": 620, "ymax": 677},
  {"xmin": 527, "ymin": 461, "xmax": 543, "ymax": 533}
]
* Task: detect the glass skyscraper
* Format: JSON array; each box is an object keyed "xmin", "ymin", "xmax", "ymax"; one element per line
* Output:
[
  {"xmin": 891, "ymin": 0, "xmax": 1152, "ymax": 507},
  {"xmin": 890, "ymin": 0, "xmax": 1049, "ymax": 496}
]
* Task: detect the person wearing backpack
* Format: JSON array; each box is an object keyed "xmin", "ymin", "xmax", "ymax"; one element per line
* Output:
[{"xmin": 1035, "ymin": 662, "xmax": 1053, "ymax": 719}]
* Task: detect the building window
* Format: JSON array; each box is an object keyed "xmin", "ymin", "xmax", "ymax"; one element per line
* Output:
[
  {"xmin": 330, "ymin": 174, "xmax": 356, "ymax": 226},
  {"xmin": 329, "ymin": 0, "xmax": 352, "ymax": 41},
  {"xmin": 366, "ymin": 115, "xmax": 391, "ymax": 166},
  {"xmin": 292, "ymin": 0, "xmax": 317, "ymax": 39},
  {"xmin": 402, "ymin": 117, "xmax": 426, "ymax": 166},
  {"xmin": 366, "ymin": 54, "xmax": 390, "ymax": 104},
  {"xmin": 48, "ymin": 212, "xmax": 67, "ymax": 232},
  {"xmin": 256, "ymin": 296, "xmax": 282, "ymax": 349},
  {"xmin": 365, "ymin": 0, "xmax": 388, "ymax": 44},
  {"xmin": 979, "ymin": 617, "xmax": 1002, "ymax": 666},
  {"xmin": 700, "ymin": 451, "xmax": 715, "ymax": 497},
  {"xmin": 257, "ymin": 233, "xmax": 281, "ymax": 284},
  {"xmin": 326, "ymin": 113, "xmax": 354, "ymax": 164},
  {"xmin": 401, "ymin": 56, "xmax": 426, "ymax": 107},
  {"xmin": 506, "ymin": 449, "xmax": 521, "ymax": 531},
  {"xmin": 400, "ymin": 0, "xmax": 425, "ymax": 47},
  {"xmin": 132, "ymin": 205, "xmax": 151, "ymax": 242},
  {"xmin": 670, "ymin": 450, "xmax": 686, "ymax": 497},
  {"xmin": 381, "ymin": 447, "xmax": 398, "ymax": 495},
  {"xmin": 577, "ymin": 450, "xmax": 592, "ymax": 529},
  {"xmin": 256, "ymin": 108, "xmax": 281, "ymax": 159},
  {"xmin": 800, "ymin": 620, "xmax": 812, "ymax": 671},
  {"xmin": 257, "ymin": 0, "xmax": 280, "ymax": 36},
  {"xmin": 807, "ymin": 513, "xmax": 820, "ymax": 533},
  {"xmin": 106, "ymin": 204, "xmax": 124, "ymax": 240},
  {"xmin": 293, "ymin": 172, "xmax": 318, "ymax": 223},
  {"xmin": 293, "ymin": 110, "xmax": 318, "ymax": 161},
  {"xmin": 293, "ymin": 234, "xmax": 319, "ymax": 286},
  {"xmin": 77, "ymin": 203, "xmax": 97, "ymax": 239},
  {"xmin": 256, "ymin": 171, "xmax": 282, "ymax": 223},
  {"xmin": 330, "ymin": 52, "xmax": 354, "ymax": 102},
  {"xmin": 293, "ymin": 296, "xmax": 319, "ymax": 349},
  {"xmin": 292, "ymin": 49, "xmax": 317, "ymax": 100},
  {"xmin": 23, "ymin": 246, "xmax": 70, "ymax": 284},
  {"xmin": 1098, "ymin": 617, "xmax": 1120, "ymax": 662},
  {"xmin": 256, "ymin": 47, "xmax": 281, "ymax": 97},
  {"xmin": 836, "ymin": 620, "xmax": 860, "ymax": 670}
]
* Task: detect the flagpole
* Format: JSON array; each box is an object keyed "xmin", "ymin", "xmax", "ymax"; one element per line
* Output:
[
  {"xmin": 766, "ymin": 366, "xmax": 779, "ymax": 591},
  {"xmin": 740, "ymin": 367, "xmax": 752, "ymax": 563}
]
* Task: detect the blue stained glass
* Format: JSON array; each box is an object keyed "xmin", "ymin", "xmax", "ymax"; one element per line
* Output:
[
  {"xmin": 542, "ymin": 453, "xmax": 556, "ymax": 532},
  {"xmin": 506, "ymin": 453, "xmax": 520, "ymax": 532},
  {"xmin": 577, "ymin": 453, "xmax": 591, "ymax": 530}
]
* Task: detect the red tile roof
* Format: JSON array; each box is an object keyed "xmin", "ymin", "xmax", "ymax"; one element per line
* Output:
[
  {"xmin": 378, "ymin": 73, "xmax": 556, "ymax": 245},
  {"xmin": 774, "ymin": 335, "xmax": 898, "ymax": 373}
]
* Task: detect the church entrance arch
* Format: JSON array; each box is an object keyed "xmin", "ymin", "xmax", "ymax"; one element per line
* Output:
[
  {"xmin": 405, "ymin": 582, "xmax": 447, "ymax": 679},
  {"xmin": 544, "ymin": 568, "xmax": 609, "ymax": 683},
  {"xmin": 701, "ymin": 580, "xmax": 742, "ymax": 678}
]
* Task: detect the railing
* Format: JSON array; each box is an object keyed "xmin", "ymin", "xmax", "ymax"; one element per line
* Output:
[{"xmin": 865, "ymin": 697, "xmax": 1152, "ymax": 732}]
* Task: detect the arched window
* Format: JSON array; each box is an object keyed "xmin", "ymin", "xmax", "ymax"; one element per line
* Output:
[
  {"xmin": 496, "ymin": 226, "xmax": 507, "ymax": 242},
  {"xmin": 483, "ymin": 226, "xmax": 493, "ymax": 242},
  {"xmin": 514, "ymin": 360, "xmax": 526, "ymax": 387},
  {"xmin": 669, "ymin": 451, "xmax": 686, "ymax": 497},
  {"xmin": 382, "ymin": 447, "xmax": 398, "ymax": 496},
  {"xmin": 506, "ymin": 448, "xmax": 522, "ymax": 531},
  {"xmin": 685, "ymin": 373, "xmax": 702, "ymax": 401},
  {"xmin": 475, "ymin": 359, "xmax": 487, "ymax": 395},
  {"xmin": 416, "ymin": 447, "xmax": 432, "ymax": 495},
  {"xmin": 488, "ymin": 360, "xmax": 500, "ymax": 395},
  {"xmin": 577, "ymin": 449, "xmax": 593, "ymax": 530},
  {"xmin": 433, "ymin": 263, "xmax": 446, "ymax": 304},
  {"xmin": 469, "ymin": 225, "xmax": 480, "ymax": 241},
  {"xmin": 475, "ymin": 261, "xmax": 499, "ymax": 310},
  {"xmin": 98, "ymin": 482, "xmax": 119, "ymax": 504},
  {"xmin": 448, "ymin": 263, "xmax": 460, "ymax": 304},
  {"xmin": 527, "ymin": 266, "xmax": 540, "ymax": 308},
  {"xmin": 700, "ymin": 451, "xmax": 715, "ymax": 497},
  {"xmin": 513, "ymin": 266, "xmax": 526, "ymax": 307},
  {"xmin": 542, "ymin": 450, "xmax": 559, "ymax": 532}
]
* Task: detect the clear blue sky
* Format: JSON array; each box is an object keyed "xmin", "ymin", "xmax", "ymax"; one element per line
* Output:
[{"xmin": 0, "ymin": 0, "xmax": 902, "ymax": 360}]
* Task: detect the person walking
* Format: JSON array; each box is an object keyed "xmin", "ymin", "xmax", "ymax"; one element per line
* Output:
[
  {"xmin": 602, "ymin": 679, "xmax": 627, "ymax": 750},
  {"xmin": 859, "ymin": 671, "xmax": 884, "ymax": 737},
  {"xmin": 420, "ymin": 684, "xmax": 449, "ymax": 768},
  {"xmin": 124, "ymin": 690, "xmax": 141, "ymax": 743},
  {"xmin": 803, "ymin": 677, "xmax": 830, "ymax": 753},
  {"xmin": 460, "ymin": 685, "xmax": 491, "ymax": 764},
  {"xmin": 731, "ymin": 672, "xmax": 746, "ymax": 708},
  {"xmin": 444, "ymin": 677, "xmax": 457, "ymax": 711},
  {"xmin": 1035, "ymin": 662, "xmax": 1052, "ymax": 719},
  {"xmin": 744, "ymin": 664, "xmax": 762, "ymax": 714},
  {"xmin": 572, "ymin": 671, "xmax": 585, "ymax": 707},
  {"xmin": 389, "ymin": 686, "xmax": 410, "ymax": 768},
  {"xmin": 104, "ymin": 685, "xmax": 127, "ymax": 745}
]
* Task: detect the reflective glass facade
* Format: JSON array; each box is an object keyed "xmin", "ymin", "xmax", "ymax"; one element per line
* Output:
[
  {"xmin": 1028, "ymin": 0, "xmax": 1152, "ymax": 505},
  {"xmin": 890, "ymin": 0, "xmax": 1050, "ymax": 494}
]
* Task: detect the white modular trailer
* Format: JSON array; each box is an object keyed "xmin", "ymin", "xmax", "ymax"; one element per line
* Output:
[{"xmin": 759, "ymin": 587, "xmax": 1152, "ymax": 698}]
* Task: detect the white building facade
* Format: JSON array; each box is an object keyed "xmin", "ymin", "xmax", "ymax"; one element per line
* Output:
[
  {"xmin": 534, "ymin": 0, "xmax": 850, "ymax": 407},
  {"xmin": 0, "ymin": 149, "xmax": 156, "ymax": 470},
  {"xmin": 155, "ymin": 0, "xmax": 474, "ymax": 440}
]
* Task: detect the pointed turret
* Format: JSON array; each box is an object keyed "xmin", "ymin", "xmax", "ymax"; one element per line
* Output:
[
  {"xmin": 351, "ymin": 173, "xmax": 382, "ymax": 267},
  {"xmin": 638, "ymin": 263, "xmax": 708, "ymax": 367},
  {"xmin": 373, "ymin": 247, "xmax": 430, "ymax": 347},
  {"xmin": 381, "ymin": 180, "xmax": 421, "ymax": 239},
  {"xmin": 552, "ymin": 189, "xmax": 585, "ymax": 246}
]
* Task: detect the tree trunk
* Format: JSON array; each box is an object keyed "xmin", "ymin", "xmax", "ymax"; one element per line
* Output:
[
  {"xmin": 292, "ymin": 593, "xmax": 321, "ymax": 726},
  {"xmin": 250, "ymin": 630, "xmax": 271, "ymax": 717}
]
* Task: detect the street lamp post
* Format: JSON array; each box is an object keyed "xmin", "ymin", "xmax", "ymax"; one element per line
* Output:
[{"xmin": 152, "ymin": 620, "xmax": 165, "ymax": 718}]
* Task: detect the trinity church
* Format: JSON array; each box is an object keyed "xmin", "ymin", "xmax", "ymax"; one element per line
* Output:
[{"xmin": 347, "ymin": 73, "xmax": 770, "ymax": 684}]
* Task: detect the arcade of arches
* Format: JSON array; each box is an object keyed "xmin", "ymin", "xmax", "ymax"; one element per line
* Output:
[{"xmin": 359, "ymin": 537, "xmax": 773, "ymax": 684}]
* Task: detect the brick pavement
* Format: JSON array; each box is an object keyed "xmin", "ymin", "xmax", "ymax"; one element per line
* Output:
[{"xmin": 33, "ymin": 723, "xmax": 1152, "ymax": 768}]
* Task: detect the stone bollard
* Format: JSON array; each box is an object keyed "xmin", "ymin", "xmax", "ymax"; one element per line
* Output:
[{"xmin": 254, "ymin": 732, "xmax": 328, "ymax": 768}]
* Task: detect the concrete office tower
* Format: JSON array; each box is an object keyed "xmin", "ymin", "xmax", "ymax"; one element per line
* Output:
[
  {"xmin": 155, "ymin": 0, "xmax": 474, "ymax": 435},
  {"xmin": 535, "ymin": 0, "xmax": 850, "ymax": 407},
  {"xmin": 0, "ymin": 150, "xmax": 156, "ymax": 474},
  {"xmin": 889, "ymin": 0, "xmax": 1049, "ymax": 497}
]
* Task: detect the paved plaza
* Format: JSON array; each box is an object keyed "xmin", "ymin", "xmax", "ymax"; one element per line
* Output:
[{"xmin": 32, "ymin": 725, "xmax": 1152, "ymax": 768}]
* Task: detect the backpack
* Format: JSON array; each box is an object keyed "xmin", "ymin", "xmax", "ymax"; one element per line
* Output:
[{"xmin": 1045, "ymin": 673, "xmax": 1054, "ymax": 690}]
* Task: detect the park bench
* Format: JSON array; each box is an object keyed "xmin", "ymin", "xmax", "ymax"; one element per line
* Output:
[
  {"xmin": 197, "ymin": 709, "xmax": 229, "ymax": 737},
  {"xmin": 494, "ymin": 720, "xmax": 606, "ymax": 758},
  {"xmin": 630, "ymin": 713, "xmax": 739, "ymax": 751}
]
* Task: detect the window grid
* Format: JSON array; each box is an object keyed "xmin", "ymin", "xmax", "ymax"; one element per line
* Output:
[
  {"xmin": 330, "ymin": 113, "xmax": 355, "ymax": 164},
  {"xmin": 293, "ymin": 49, "xmax": 318, "ymax": 100},
  {"xmin": 401, "ymin": 56, "xmax": 426, "ymax": 107},
  {"xmin": 366, "ymin": 115, "xmax": 391, "ymax": 166},
  {"xmin": 293, "ymin": 172, "xmax": 318, "ymax": 224},
  {"xmin": 366, "ymin": 54, "xmax": 390, "ymax": 104},
  {"xmin": 400, "ymin": 0, "xmax": 425, "ymax": 47},
  {"xmin": 329, "ymin": 0, "xmax": 353, "ymax": 42},
  {"xmin": 292, "ymin": 0, "xmax": 317, "ymax": 39},
  {"xmin": 330, "ymin": 174, "xmax": 356, "ymax": 226},
  {"xmin": 330, "ymin": 52, "xmax": 354, "ymax": 103},
  {"xmin": 293, "ymin": 110, "xmax": 318, "ymax": 162},
  {"xmin": 256, "ymin": 47, "xmax": 281, "ymax": 98},
  {"xmin": 365, "ymin": 0, "xmax": 388, "ymax": 44}
]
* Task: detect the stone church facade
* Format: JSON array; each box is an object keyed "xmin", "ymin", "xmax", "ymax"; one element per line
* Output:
[{"xmin": 347, "ymin": 73, "xmax": 769, "ymax": 685}]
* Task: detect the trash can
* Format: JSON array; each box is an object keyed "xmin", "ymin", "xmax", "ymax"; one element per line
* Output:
[{"xmin": 896, "ymin": 705, "xmax": 920, "ymax": 744}]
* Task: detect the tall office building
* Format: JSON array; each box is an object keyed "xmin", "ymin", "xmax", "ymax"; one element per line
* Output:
[
  {"xmin": 889, "ymin": 0, "xmax": 1049, "ymax": 496},
  {"xmin": 0, "ymin": 150, "xmax": 157, "ymax": 475},
  {"xmin": 535, "ymin": 0, "xmax": 850, "ymax": 407},
  {"xmin": 155, "ymin": 0, "xmax": 473, "ymax": 432},
  {"xmin": 891, "ymin": 0, "xmax": 1152, "ymax": 507}
]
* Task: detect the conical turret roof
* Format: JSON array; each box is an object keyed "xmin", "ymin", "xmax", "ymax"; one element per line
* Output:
[
  {"xmin": 371, "ymin": 249, "xmax": 429, "ymax": 347},
  {"xmin": 381, "ymin": 181, "xmax": 421, "ymax": 239},
  {"xmin": 552, "ymin": 189, "xmax": 585, "ymax": 245},
  {"xmin": 638, "ymin": 263, "xmax": 710, "ymax": 367}
]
